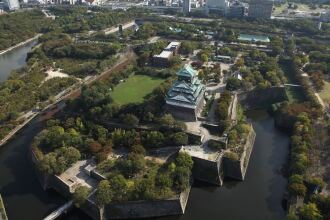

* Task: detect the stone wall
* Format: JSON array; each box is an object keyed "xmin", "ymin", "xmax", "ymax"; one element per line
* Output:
[
  {"xmin": 239, "ymin": 86, "xmax": 288, "ymax": 110},
  {"xmin": 190, "ymin": 154, "xmax": 223, "ymax": 186},
  {"xmin": 31, "ymin": 149, "xmax": 191, "ymax": 220},
  {"xmin": 223, "ymin": 125, "xmax": 256, "ymax": 180},
  {"xmin": 103, "ymin": 188, "xmax": 191, "ymax": 219}
]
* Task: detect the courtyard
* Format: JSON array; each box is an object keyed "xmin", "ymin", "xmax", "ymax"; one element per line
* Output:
[{"xmin": 111, "ymin": 75, "xmax": 164, "ymax": 105}]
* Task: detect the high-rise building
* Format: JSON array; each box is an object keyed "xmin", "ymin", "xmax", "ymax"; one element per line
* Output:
[
  {"xmin": 3, "ymin": 0, "xmax": 19, "ymax": 10},
  {"xmin": 228, "ymin": 1, "xmax": 245, "ymax": 18},
  {"xmin": 248, "ymin": 0, "xmax": 273, "ymax": 19},
  {"xmin": 206, "ymin": 0, "xmax": 229, "ymax": 14},
  {"xmin": 183, "ymin": 0, "xmax": 191, "ymax": 14}
]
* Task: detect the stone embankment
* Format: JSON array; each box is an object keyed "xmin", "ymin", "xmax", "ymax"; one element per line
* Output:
[
  {"xmin": 31, "ymin": 150, "xmax": 191, "ymax": 220},
  {"xmin": 223, "ymin": 126, "xmax": 256, "ymax": 180},
  {"xmin": 239, "ymin": 86, "xmax": 288, "ymax": 110},
  {"xmin": 0, "ymin": 34, "xmax": 41, "ymax": 56},
  {"xmin": 0, "ymin": 194, "xmax": 8, "ymax": 220}
]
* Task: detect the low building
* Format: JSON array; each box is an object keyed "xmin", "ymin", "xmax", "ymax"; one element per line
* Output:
[
  {"xmin": 164, "ymin": 41, "xmax": 181, "ymax": 54},
  {"xmin": 248, "ymin": 0, "xmax": 273, "ymax": 19},
  {"xmin": 166, "ymin": 64, "xmax": 205, "ymax": 121},
  {"xmin": 214, "ymin": 55, "xmax": 233, "ymax": 63},
  {"xmin": 153, "ymin": 50, "xmax": 174, "ymax": 67},
  {"xmin": 153, "ymin": 41, "xmax": 181, "ymax": 67}
]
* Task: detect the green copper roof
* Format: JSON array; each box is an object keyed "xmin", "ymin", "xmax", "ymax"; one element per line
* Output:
[{"xmin": 177, "ymin": 64, "xmax": 198, "ymax": 78}]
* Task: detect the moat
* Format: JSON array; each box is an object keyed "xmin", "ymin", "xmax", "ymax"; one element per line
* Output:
[
  {"xmin": 0, "ymin": 41, "xmax": 288, "ymax": 220},
  {"xmin": 0, "ymin": 39, "xmax": 37, "ymax": 82},
  {"xmin": 0, "ymin": 108, "xmax": 289, "ymax": 220}
]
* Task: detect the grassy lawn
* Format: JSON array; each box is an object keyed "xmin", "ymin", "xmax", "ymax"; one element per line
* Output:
[
  {"xmin": 111, "ymin": 75, "xmax": 164, "ymax": 105},
  {"xmin": 319, "ymin": 81, "xmax": 330, "ymax": 104}
]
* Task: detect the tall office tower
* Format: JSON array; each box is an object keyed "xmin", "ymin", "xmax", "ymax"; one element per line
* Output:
[
  {"xmin": 248, "ymin": 0, "xmax": 273, "ymax": 19},
  {"xmin": 3, "ymin": 0, "xmax": 19, "ymax": 10},
  {"xmin": 183, "ymin": 0, "xmax": 191, "ymax": 14},
  {"xmin": 228, "ymin": 1, "xmax": 245, "ymax": 18}
]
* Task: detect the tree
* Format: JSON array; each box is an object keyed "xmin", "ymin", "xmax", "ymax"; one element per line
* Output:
[
  {"xmin": 122, "ymin": 114, "xmax": 139, "ymax": 126},
  {"xmin": 175, "ymin": 152, "xmax": 193, "ymax": 170},
  {"xmin": 155, "ymin": 173, "xmax": 173, "ymax": 189},
  {"xmin": 226, "ymin": 77, "xmax": 241, "ymax": 91},
  {"xmin": 109, "ymin": 174, "xmax": 128, "ymax": 201},
  {"xmin": 73, "ymin": 186, "xmax": 91, "ymax": 208},
  {"xmin": 171, "ymin": 132, "xmax": 188, "ymax": 146},
  {"xmin": 200, "ymin": 53, "xmax": 208, "ymax": 62},
  {"xmin": 288, "ymin": 183, "xmax": 307, "ymax": 197},
  {"xmin": 131, "ymin": 144, "xmax": 146, "ymax": 156},
  {"xmin": 142, "ymin": 131, "xmax": 165, "ymax": 148},
  {"xmin": 95, "ymin": 180, "xmax": 112, "ymax": 207},
  {"xmin": 174, "ymin": 166, "xmax": 191, "ymax": 191},
  {"xmin": 299, "ymin": 203, "xmax": 322, "ymax": 220}
]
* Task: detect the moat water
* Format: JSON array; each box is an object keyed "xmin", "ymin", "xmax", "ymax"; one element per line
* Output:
[
  {"xmin": 0, "ymin": 109, "xmax": 289, "ymax": 220},
  {"xmin": 0, "ymin": 40, "xmax": 37, "ymax": 82},
  {"xmin": 0, "ymin": 46, "xmax": 289, "ymax": 220}
]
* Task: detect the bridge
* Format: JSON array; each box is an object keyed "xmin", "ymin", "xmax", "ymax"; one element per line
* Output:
[
  {"xmin": 43, "ymin": 200, "xmax": 73, "ymax": 220},
  {"xmin": 284, "ymin": 83, "xmax": 302, "ymax": 87}
]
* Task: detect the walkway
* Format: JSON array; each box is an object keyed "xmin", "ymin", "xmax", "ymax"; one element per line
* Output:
[
  {"xmin": 43, "ymin": 200, "xmax": 73, "ymax": 220},
  {"xmin": 284, "ymin": 83, "xmax": 301, "ymax": 87},
  {"xmin": 0, "ymin": 34, "xmax": 42, "ymax": 56},
  {"xmin": 104, "ymin": 20, "xmax": 136, "ymax": 35}
]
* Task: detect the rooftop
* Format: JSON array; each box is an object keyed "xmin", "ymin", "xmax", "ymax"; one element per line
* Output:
[
  {"xmin": 177, "ymin": 64, "xmax": 198, "ymax": 78},
  {"xmin": 165, "ymin": 41, "xmax": 181, "ymax": 50},
  {"xmin": 57, "ymin": 160, "xmax": 98, "ymax": 192},
  {"xmin": 238, "ymin": 34, "xmax": 270, "ymax": 43},
  {"xmin": 154, "ymin": 50, "xmax": 173, "ymax": 59}
]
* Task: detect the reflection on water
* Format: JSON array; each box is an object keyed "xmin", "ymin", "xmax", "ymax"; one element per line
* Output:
[{"xmin": 0, "ymin": 40, "xmax": 37, "ymax": 82}]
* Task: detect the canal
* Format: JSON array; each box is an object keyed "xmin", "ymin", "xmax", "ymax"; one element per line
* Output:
[
  {"xmin": 0, "ymin": 45, "xmax": 289, "ymax": 220},
  {"xmin": 0, "ymin": 40, "xmax": 37, "ymax": 82}
]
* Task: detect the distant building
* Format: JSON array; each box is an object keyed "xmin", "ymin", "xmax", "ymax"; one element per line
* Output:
[
  {"xmin": 166, "ymin": 64, "xmax": 205, "ymax": 121},
  {"xmin": 248, "ymin": 0, "xmax": 273, "ymax": 19},
  {"xmin": 228, "ymin": 1, "xmax": 245, "ymax": 18},
  {"xmin": 183, "ymin": 0, "xmax": 191, "ymax": 14},
  {"xmin": 206, "ymin": 0, "xmax": 229, "ymax": 14},
  {"xmin": 0, "ymin": 2, "xmax": 4, "ymax": 12},
  {"xmin": 190, "ymin": 0, "xmax": 200, "ymax": 8},
  {"xmin": 320, "ymin": 10, "xmax": 330, "ymax": 22},
  {"xmin": 153, "ymin": 41, "xmax": 181, "ymax": 67},
  {"xmin": 3, "ymin": 0, "xmax": 19, "ymax": 10}
]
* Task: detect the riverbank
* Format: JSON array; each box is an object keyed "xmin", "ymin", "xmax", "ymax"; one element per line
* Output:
[{"xmin": 0, "ymin": 34, "xmax": 42, "ymax": 56}]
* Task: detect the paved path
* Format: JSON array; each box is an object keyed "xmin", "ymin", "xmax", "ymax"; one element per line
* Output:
[
  {"xmin": 315, "ymin": 92, "xmax": 325, "ymax": 108},
  {"xmin": 0, "ymin": 34, "xmax": 42, "ymax": 55},
  {"xmin": 104, "ymin": 20, "xmax": 136, "ymax": 35}
]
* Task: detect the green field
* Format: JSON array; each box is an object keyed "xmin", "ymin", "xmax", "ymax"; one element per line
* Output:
[
  {"xmin": 319, "ymin": 81, "xmax": 330, "ymax": 104},
  {"xmin": 111, "ymin": 75, "xmax": 165, "ymax": 105}
]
